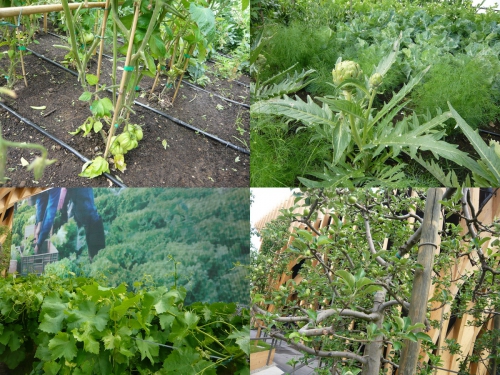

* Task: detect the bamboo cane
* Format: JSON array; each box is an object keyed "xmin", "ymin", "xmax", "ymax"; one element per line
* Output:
[
  {"xmin": 43, "ymin": 13, "xmax": 47, "ymax": 33},
  {"xmin": 103, "ymin": 2, "xmax": 140, "ymax": 158},
  {"xmin": 0, "ymin": 2, "xmax": 108, "ymax": 17},
  {"xmin": 172, "ymin": 44, "xmax": 195, "ymax": 104},
  {"xmin": 95, "ymin": 0, "xmax": 111, "ymax": 91}
]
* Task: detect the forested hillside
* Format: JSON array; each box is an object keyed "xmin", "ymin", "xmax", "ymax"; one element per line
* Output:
[{"xmin": 12, "ymin": 188, "xmax": 249, "ymax": 305}]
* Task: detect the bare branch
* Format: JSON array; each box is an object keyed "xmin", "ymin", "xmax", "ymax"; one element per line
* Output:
[{"xmin": 364, "ymin": 217, "xmax": 388, "ymax": 267}]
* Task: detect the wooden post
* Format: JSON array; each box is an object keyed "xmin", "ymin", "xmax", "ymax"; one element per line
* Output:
[{"xmin": 399, "ymin": 188, "xmax": 444, "ymax": 375}]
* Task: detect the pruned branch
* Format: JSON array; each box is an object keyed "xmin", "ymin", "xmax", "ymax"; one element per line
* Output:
[{"xmin": 270, "ymin": 331, "xmax": 368, "ymax": 363}]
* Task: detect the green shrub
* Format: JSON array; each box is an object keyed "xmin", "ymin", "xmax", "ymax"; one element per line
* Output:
[{"xmin": 410, "ymin": 54, "xmax": 500, "ymax": 130}]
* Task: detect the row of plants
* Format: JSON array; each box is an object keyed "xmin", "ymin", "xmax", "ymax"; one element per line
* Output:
[
  {"xmin": 0, "ymin": 274, "xmax": 249, "ymax": 374},
  {"xmin": 0, "ymin": 0, "xmax": 249, "ymax": 181},
  {"xmin": 251, "ymin": 188, "xmax": 500, "ymax": 374},
  {"xmin": 250, "ymin": 0, "xmax": 500, "ymax": 187}
]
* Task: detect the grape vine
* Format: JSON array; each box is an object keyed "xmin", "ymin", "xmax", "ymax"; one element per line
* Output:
[{"xmin": 0, "ymin": 275, "xmax": 249, "ymax": 374}]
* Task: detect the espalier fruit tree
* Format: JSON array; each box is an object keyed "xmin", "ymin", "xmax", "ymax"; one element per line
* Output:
[{"xmin": 251, "ymin": 188, "xmax": 500, "ymax": 375}]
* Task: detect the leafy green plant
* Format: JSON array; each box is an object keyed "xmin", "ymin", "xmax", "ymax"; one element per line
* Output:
[
  {"xmin": 252, "ymin": 37, "xmax": 476, "ymax": 187},
  {"xmin": 0, "ymin": 275, "xmax": 249, "ymax": 374}
]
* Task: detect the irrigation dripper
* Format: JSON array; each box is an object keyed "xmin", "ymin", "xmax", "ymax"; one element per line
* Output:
[{"xmin": 0, "ymin": 101, "xmax": 127, "ymax": 187}]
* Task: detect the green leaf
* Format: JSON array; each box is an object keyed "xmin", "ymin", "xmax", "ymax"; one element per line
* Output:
[
  {"xmin": 189, "ymin": 4, "xmax": 216, "ymax": 42},
  {"xmin": 43, "ymin": 361, "xmax": 61, "ymax": 375},
  {"xmin": 242, "ymin": 0, "xmax": 249, "ymax": 11},
  {"xmin": 72, "ymin": 324, "xmax": 100, "ymax": 354},
  {"xmin": 93, "ymin": 121, "xmax": 103, "ymax": 133},
  {"xmin": 295, "ymin": 229, "xmax": 313, "ymax": 242},
  {"xmin": 79, "ymin": 156, "xmax": 110, "ymax": 178},
  {"xmin": 67, "ymin": 300, "xmax": 110, "ymax": 332},
  {"xmin": 48, "ymin": 332, "xmax": 78, "ymax": 361},
  {"xmin": 136, "ymin": 335, "xmax": 159, "ymax": 365},
  {"xmin": 149, "ymin": 32, "xmax": 166, "ymax": 58},
  {"xmin": 79, "ymin": 91, "xmax": 92, "ymax": 101},
  {"xmin": 86, "ymin": 74, "xmax": 98, "ymax": 86},
  {"xmin": 449, "ymin": 102, "xmax": 500, "ymax": 185},
  {"xmin": 415, "ymin": 332, "xmax": 433, "ymax": 342},
  {"xmin": 393, "ymin": 341, "xmax": 402, "ymax": 350},
  {"xmin": 336, "ymin": 270, "xmax": 356, "ymax": 290},
  {"xmin": 252, "ymin": 95, "xmax": 337, "ymax": 129},
  {"xmin": 39, "ymin": 293, "xmax": 67, "ymax": 334},
  {"xmin": 228, "ymin": 326, "xmax": 250, "ymax": 356},
  {"xmin": 110, "ymin": 294, "xmax": 141, "ymax": 321},
  {"xmin": 393, "ymin": 316, "xmax": 405, "ymax": 331},
  {"xmin": 91, "ymin": 97, "xmax": 114, "ymax": 117},
  {"xmin": 163, "ymin": 346, "xmax": 214, "ymax": 374},
  {"xmin": 317, "ymin": 235, "xmax": 332, "ymax": 246}
]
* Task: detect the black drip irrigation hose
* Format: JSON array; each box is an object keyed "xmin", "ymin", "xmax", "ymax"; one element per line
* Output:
[
  {"xmin": 46, "ymin": 32, "xmax": 251, "ymax": 99},
  {"xmin": 181, "ymin": 80, "xmax": 250, "ymax": 109},
  {"xmin": 26, "ymin": 48, "xmax": 250, "ymax": 155},
  {"xmin": 479, "ymin": 128, "xmax": 500, "ymax": 138},
  {"xmin": 0, "ymin": 101, "xmax": 127, "ymax": 187}
]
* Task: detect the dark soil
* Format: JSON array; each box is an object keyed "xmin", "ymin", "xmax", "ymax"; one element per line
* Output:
[{"xmin": 0, "ymin": 29, "xmax": 250, "ymax": 187}]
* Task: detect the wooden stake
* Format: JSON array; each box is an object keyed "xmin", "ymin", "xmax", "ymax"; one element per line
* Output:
[
  {"xmin": 399, "ymin": 188, "xmax": 444, "ymax": 375},
  {"xmin": 95, "ymin": 0, "xmax": 111, "ymax": 90},
  {"xmin": 103, "ymin": 3, "xmax": 140, "ymax": 158},
  {"xmin": 43, "ymin": 13, "xmax": 48, "ymax": 33},
  {"xmin": 172, "ymin": 44, "xmax": 195, "ymax": 104}
]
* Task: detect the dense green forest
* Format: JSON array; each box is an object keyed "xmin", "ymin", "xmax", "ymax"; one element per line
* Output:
[{"xmin": 12, "ymin": 188, "xmax": 250, "ymax": 305}]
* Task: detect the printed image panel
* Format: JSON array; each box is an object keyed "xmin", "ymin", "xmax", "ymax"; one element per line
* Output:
[{"xmin": 11, "ymin": 187, "xmax": 250, "ymax": 305}]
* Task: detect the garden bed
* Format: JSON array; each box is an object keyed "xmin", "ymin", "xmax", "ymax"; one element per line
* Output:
[{"xmin": 0, "ymin": 29, "xmax": 250, "ymax": 187}]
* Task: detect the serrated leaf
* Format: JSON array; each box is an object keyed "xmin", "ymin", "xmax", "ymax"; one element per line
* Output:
[
  {"xmin": 449, "ymin": 102, "xmax": 500, "ymax": 184},
  {"xmin": 66, "ymin": 300, "xmax": 110, "ymax": 332},
  {"xmin": 136, "ymin": 335, "xmax": 159, "ymax": 365},
  {"xmin": 48, "ymin": 332, "xmax": 77, "ymax": 361},
  {"xmin": 228, "ymin": 325, "xmax": 250, "ymax": 356}
]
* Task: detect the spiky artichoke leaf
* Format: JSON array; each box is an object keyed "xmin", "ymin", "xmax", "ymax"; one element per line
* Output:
[
  {"xmin": 449, "ymin": 102, "xmax": 500, "ymax": 184},
  {"xmin": 368, "ymin": 66, "xmax": 430, "ymax": 131},
  {"xmin": 413, "ymin": 156, "xmax": 461, "ymax": 186},
  {"xmin": 253, "ymin": 69, "xmax": 316, "ymax": 101}
]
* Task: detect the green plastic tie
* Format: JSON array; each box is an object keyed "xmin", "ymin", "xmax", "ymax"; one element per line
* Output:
[
  {"xmin": 123, "ymin": 66, "xmax": 134, "ymax": 72},
  {"xmin": 0, "ymin": 21, "xmax": 18, "ymax": 28},
  {"xmin": 135, "ymin": 86, "xmax": 140, "ymax": 91},
  {"xmin": 184, "ymin": 53, "xmax": 191, "ymax": 58},
  {"xmin": 114, "ymin": 124, "xmax": 119, "ymax": 128},
  {"xmin": 4, "ymin": 76, "xmax": 9, "ymax": 80},
  {"xmin": 18, "ymin": 46, "xmax": 26, "ymax": 51},
  {"xmin": 166, "ymin": 83, "xmax": 173, "ymax": 88}
]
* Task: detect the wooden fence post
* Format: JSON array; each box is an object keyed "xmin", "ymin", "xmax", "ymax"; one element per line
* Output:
[{"xmin": 399, "ymin": 188, "xmax": 444, "ymax": 375}]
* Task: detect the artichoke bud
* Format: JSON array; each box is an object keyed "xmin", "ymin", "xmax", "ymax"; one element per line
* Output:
[
  {"xmin": 332, "ymin": 60, "xmax": 363, "ymax": 87},
  {"xmin": 369, "ymin": 73, "xmax": 383, "ymax": 89}
]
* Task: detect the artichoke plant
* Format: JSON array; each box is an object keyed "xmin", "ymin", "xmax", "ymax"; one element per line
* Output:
[{"xmin": 332, "ymin": 60, "xmax": 363, "ymax": 87}]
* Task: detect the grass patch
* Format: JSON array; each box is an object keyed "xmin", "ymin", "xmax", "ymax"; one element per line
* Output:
[{"xmin": 250, "ymin": 340, "xmax": 273, "ymax": 354}]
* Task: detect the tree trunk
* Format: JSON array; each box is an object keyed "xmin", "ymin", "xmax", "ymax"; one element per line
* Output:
[
  {"xmin": 362, "ymin": 285, "xmax": 387, "ymax": 375},
  {"xmin": 489, "ymin": 308, "xmax": 500, "ymax": 375},
  {"xmin": 399, "ymin": 188, "xmax": 444, "ymax": 375}
]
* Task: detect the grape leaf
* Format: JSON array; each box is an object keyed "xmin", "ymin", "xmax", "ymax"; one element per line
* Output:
[
  {"xmin": 136, "ymin": 335, "xmax": 159, "ymax": 365},
  {"xmin": 66, "ymin": 300, "xmax": 110, "ymax": 332},
  {"xmin": 228, "ymin": 326, "xmax": 250, "ymax": 356},
  {"xmin": 39, "ymin": 293, "xmax": 67, "ymax": 334},
  {"xmin": 48, "ymin": 332, "xmax": 78, "ymax": 361}
]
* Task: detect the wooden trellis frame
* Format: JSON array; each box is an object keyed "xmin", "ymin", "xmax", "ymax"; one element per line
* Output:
[{"xmin": 253, "ymin": 189, "xmax": 500, "ymax": 375}]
